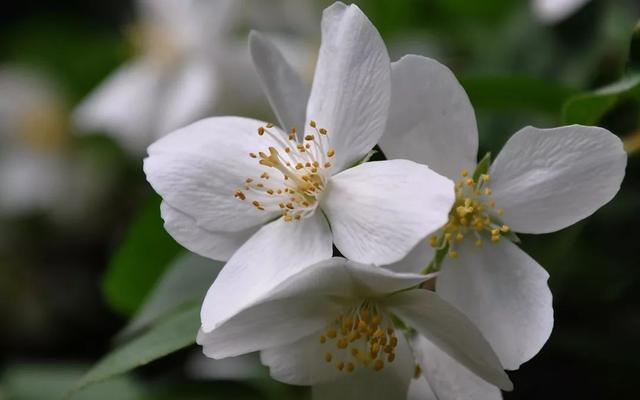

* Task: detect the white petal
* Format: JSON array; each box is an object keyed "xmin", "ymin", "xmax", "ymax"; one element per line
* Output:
[
  {"xmin": 380, "ymin": 55, "xmax": 478, "ymax": 180},
  {"xmin": 155, "ymin": 59, "xmax": 219, "ymax": 138},
  {"xmin": 411, "ymin": 334, "xmax": 502, "ymax": 400},
  {"xmin": 437, "ymin": 240, "xmax": 554, "ymax": 370},
  {"xmin": 260, "ymin": 331, "xmax": 344, "ymax": 386},
  {"xmin": 323, "ymin": 160, "xmax": 454, "ymax": 265},
  {"xmin": 385, "ymin": 239, "xmax": 435, "ymax": 274},
  {"xmin": 490, "ymin": 125, "xmax": 626, "ymax": 234},
  {"xmin": 197, "ymin": 299, "xmax": 334, "ymax": 359},
  {"xmin": 311, "ymin": 332, "xmax": 414, "ymax": 399},
  {"xmin": 144, "ymin": 116, "xmax": 284, "ymax": 232},
  {"xmin": 385, "ymin": 290, "xmax": 513, "ymax": 391},
  {"xmin": 249, "ymin": 31, "xmax": 309, "ymax": 133},
  {"xmin": 73, "ymin": 59, "xmax": 165, "ymax": 154},
  {"xmin": 200, "ymin": 212, "xmax": 332, "ymax": 332},
  {"xmin": 532, "ymin": 0, "xmax": 592, "ymax": 24},
  {"xmin": 160, "ymin": 202, "xmax": 257, "ymax": 261},
  {"xmin": 408, "ymin": 376, "xmax": 438, "ymax": 400},
  {"xmin": 342, "ymin": 261, "xmax": 432, "ymax": 298},
  {"xmin": 306, "ymin": 3, "xmax": 391, "ymax": 172}
]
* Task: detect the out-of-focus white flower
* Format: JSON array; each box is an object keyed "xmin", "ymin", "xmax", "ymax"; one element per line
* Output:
[
  {"xmin": 197, "ymin": 258, "xmax": 513, "ymax": 399},
  {"xmin": 380, "ymin": 54, "xmax": 627, "ymax": 398},
  {"xmin": 532, "ymin": 0, "xmax": 592, "ymax": 24},
  {"xmin": 145, "ymin": 2, "xmax": 455, "ymax": 337},
  {"xmin": 0, "ymin": 66, "xmax": 70, "ymax": 216},
  {"xmin": 73, "ymin": 0, "xmax": 318, "ymax": 155}
]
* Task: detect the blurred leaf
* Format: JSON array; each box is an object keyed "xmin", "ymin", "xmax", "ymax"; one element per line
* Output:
[
  {"xmin": 1, "ymin": 364, "xmax": 144, "ymax": 400},
  {"xmin": 432, "ymin": 0, "xmax": 515, "ymax": 23},
  {"xmin": 103, "ymin": 195, "xmax": 182, "ymax": 316},
  {"xmin": 460, "ymin": 75, "xmax": 578, "ymax": 116},
  {"xmin": 68, "ymin": 305, "xmax": 199, "ymax": 399},
  {"xmin": 562, "ymin": 20, "xmax": 640, "ymax": 126},
  {"xmin": 0, "ymin": 16, "xmax": 126, "ymax": 102},
  {"xmin": 562, "ymin": 74, "xmax": 640, "ymax": 125},
  {"xmin": 628, "ymin": 21, "xmax": 640, "ymax": 72},
  {"xmin": 120, "ymin": 253, "xmax": 222, "ymax": 338}
]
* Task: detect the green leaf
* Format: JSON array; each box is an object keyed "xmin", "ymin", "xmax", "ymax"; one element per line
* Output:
[
  {"xmin": 103, "ymin": 195, "xmax": 182, "ymax": 316},
  {"xmin": 562, "ymin": 22, "xmax": 640, "ymax": 126},
  {"xmin": 562, "ymin": 74, "xmax": 640, "ymax": 125},
  {"xmin": 67, "ymin": 305, "xmax": 200, "ymax": 399},
  {"xmin": 472, "ymin": 152, "xmax": 492, "ymax": 183},
  {"xmin": 1, "ymin": 364, "xmax": 145, "ymax": 400},
  {"xmin": 460, "ymin": 75, "xmax": 578, "ymax": 116},
  {"xmin": 120, "ymin": 253, "xmax": 222, "ymax": 338}
]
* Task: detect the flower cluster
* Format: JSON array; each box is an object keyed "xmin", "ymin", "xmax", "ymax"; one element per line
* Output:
[{"xmin": 143, "ymin": 2, "xmax": 627, "ymax": 399}]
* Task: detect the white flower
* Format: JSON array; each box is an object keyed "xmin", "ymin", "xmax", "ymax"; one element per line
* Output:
[
  {"xmin": 144, "ymin": 3, "xmax": 455, "ymax": 335},
  {"xmin": 73, "ymin": 0, "xmax": 317, "ymax": 155},
  {"xmin": 532, "ymin": 0, "xmax": 592, "ymax": 24},
  {"xmin": 0, "ymin": 66, "xmax": 70, "ymax": 216},
  {"xmin": 380, "ymin": 54, "xmax": 627, "ymax": 398},
  {"xmin": 197, "ymin": 258, "xmax": 513, "ymax": 399}
]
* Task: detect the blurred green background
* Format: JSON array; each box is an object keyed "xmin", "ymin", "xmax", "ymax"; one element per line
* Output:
[{"xmin": 1, "ymin": 0, "xmax": 639, "ymax": 399}]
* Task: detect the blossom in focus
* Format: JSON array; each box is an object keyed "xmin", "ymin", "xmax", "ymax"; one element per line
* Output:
[
  {"xmin": 380, "ymin": 54, "xmax": 627, "ymax": 398},
  {"xmin": 0, "ymin": 66, "xmax": 70, "ymax": 216},
  {"xmin": 144, "ymin": 2, "xmax": 455, "ymax": 336},
  {"xmin": 532, "ymin": 0, "xmax": 593, "ymax": 24},
  {"xmin": 197, "ymin": 258, "xmax": 513, "ymax": 399},
  {"xmin": 73, "ymin": 0, "xmax": 317, "ymax": 155}
]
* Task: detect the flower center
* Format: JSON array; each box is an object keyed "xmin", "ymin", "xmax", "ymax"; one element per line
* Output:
[
  {"xmin": 319, "ymin": 301, "xmax": 398, "ymax": 373},
  {"xmin": 19, "ymin": 101, "xmax": 68, "ymax": 152},
  {"xmin": 430, "ymin": 169, "xmax": 510, "ymax": 258},
  {"xmin": 234, "ymin": 120, "xmax": 335, "ymax": 222}
]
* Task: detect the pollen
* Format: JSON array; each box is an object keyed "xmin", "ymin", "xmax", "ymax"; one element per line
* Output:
[
  {"xmin": 233, "ymin": 121, "xmax": 335, "ymax": 222},
  {"xmin": 319, "ymin": 301, "xmax": 398, "ymax": 374},
  {"xmin": 430, "ymin": 169, "xmax": 509, "ymax": 257}
]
